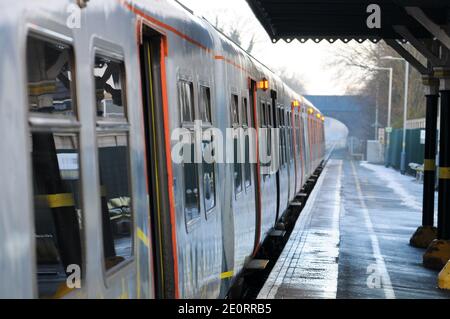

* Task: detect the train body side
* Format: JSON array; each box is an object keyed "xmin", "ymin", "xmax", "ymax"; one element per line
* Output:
[{"xmin": 0, "ymin": 0, "xmax": 325, "ymax": 299}]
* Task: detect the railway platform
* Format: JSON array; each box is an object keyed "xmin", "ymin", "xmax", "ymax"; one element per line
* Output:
[{"xmin": 258, "ymin": 151, "xmax": 450, "ymax": 299}]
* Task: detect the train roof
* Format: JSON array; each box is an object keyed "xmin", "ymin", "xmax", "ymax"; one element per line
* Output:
[{"xmin": 128, "ymin": 0, "xmax": 321, "ymax": 114}]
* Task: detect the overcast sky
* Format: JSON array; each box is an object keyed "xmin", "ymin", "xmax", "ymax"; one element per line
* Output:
[{"xmin": 179, "ymin": 0, "xmax": 359, "ymax": 95}]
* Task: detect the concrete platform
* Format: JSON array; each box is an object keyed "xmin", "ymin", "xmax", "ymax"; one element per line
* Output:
[{"xmin": 258, "ymin": 155, "xmax": 450, "ymax": 299}]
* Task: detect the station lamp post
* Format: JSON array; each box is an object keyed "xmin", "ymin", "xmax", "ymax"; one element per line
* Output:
[
  {"xmin": 381, "ymin": 56, "xmax": 409, "ymax": 174},
  {"xmin": 371, "ymin": 66, "xmax": 393, "ymax": 166}
]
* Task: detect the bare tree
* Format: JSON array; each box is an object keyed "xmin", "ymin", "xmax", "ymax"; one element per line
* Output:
[
  {"xmin": 277, "ymin": 67, "xmax": 307, "ymax": 94},
  {"xmin": 328, "ymin": 40, "xmax": 427, "ymax": 128},
  {"xmin": 213, "ymin": 15, "xmax": 257, "ymax": 54}
]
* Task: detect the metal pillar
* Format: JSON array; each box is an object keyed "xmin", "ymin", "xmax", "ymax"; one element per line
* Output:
[
  {"xmin": 422, "ymin": 93, "xmax": 439, "ymax": 226},
  {"xmin": 400, "ymin": 62, "xmax": 410, "ymax": 175},
  {"xmin": 423, "ymin": 71, "xmax": 450, "ymax": 270},
  {"xmin": 438, "ymin": 82, "xmax": 450, "ymax": 240},
  {"xmin": 410, "ymin": 77, "xmax": 439, "ymax": 248},
  {"xmin": 385, "ymin": 68, "xmax": 393, "ymax": 167}
]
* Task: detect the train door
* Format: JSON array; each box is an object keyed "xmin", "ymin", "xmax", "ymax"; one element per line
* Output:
[
  {"xmin": 271, "ymin": 90, "xmax": 281, "ymax": 221},
  {"xmin": 140, "ymin": 31, "xmax": 175, "ymax": 298},
  {"xmin": 249, "ymin": 80, "xmax": 262, "ymax": 253},
  {"xmin": 288, "ymin": 110, "xmax": 297, "ymax": 200}
]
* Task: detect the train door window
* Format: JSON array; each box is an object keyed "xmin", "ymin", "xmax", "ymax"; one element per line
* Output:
[
  {"xmin": 27, "ymin": 35, "xmax": 83, "ymax": 298},
  {"xmin": 94, "ymin": 54, "xmax": 133, "ymax": 272},
  {"xmin": 199, "ymin": 85, "xmax": 212, "ymax": 123},
  {"xmin": 179, "ymin": 80, "xmax": 195, "ymax": 124}
]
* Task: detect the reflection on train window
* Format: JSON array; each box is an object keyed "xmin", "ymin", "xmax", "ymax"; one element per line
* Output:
[
  {"xmin": 231, "ymin": 94, "xmax": 239, "ymax": 125},
  {"xmin": 31, "ymin": 132, "xmax": 83, "ymax": 298},
  {"xmin": 184, "ymin": 143, "xmax": 200, "ymax": 222},
  {"xmin": 97, "ymin": 133, "xmax": 133, "ymax": 271},
  {"xmin": 202, "ymin": 141, "xmax": 216, "ymax": 212},
  {"xmin": 94, "ymin": 55, "xmax": 126, "ymax": 119},
  {"xmin": 27, "ymin": 37, "xmax": 76, "ymax": 116},
  {"xmin": 199, "ymin": 86, "xmax": 212, "ymax": 123},
  {"xmin": 179, "ymin": 80, "xmax": 195, "ymax": 123}
]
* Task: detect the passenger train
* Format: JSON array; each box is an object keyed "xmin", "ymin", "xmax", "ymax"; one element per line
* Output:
[{"xmin": 0, "ymin": 0, "xmax": 325, "ymax": 298}]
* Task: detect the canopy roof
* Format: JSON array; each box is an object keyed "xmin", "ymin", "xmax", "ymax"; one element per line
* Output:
[{"xmin": 246, "ymin": 0, "xmax": 448, "ymax": 43}]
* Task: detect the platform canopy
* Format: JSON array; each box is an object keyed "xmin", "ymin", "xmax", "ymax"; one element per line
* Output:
[{"xmin": 245, "ymin": 0, "xmax": 449, "ymax": 44}]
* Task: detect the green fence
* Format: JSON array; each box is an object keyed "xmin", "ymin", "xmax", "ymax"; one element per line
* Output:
[{"xmin": 386, "ymin": 128, "xmax": 426, "ymax": 175}]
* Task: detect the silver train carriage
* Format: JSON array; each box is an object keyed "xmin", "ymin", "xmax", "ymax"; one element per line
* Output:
[{"xmin": 0, "ymin": 0, "xmax": 325, "ymax": 298}]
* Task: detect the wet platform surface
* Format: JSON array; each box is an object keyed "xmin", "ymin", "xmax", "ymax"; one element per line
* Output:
[{"xmin": 258, "ymin": 152, "xmax": 450, "ymax": 299}]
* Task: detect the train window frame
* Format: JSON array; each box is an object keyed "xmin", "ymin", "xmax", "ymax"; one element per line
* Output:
[
  {"xmin": 92, "ymin": 48, "xmax": 135, "ymax": 280},
  {"xmin": 198, "ymin": 82, "xmax": 217, "ymax": 218},
  {"xmin": 26, "ymin": 31, "xmax": 86, "ymax": 298},
  {"xmin": 178, "ymin": 80, "xmax": 201, "ymax": 229},
  {"xmin": 230, "ymin": 93, "xmax": 243, "ymax": 197}
]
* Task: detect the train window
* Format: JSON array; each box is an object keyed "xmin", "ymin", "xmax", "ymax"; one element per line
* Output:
[
  {"xmin": 184, "ymin": 142, "xmax": 200, "ymax": 222},
  {"xmin": 266, "ymin": 103, "xmax": 272, "ymax": 127},
  {"xmin": 260, "ymin": 102, "xmax": 266, "ymax": 127},
  {"xmin": 94, "ymin": 55, "xmax": 126, "ymax": 119},
  {"xmin": 202, "ymin": 141, "xmax": 216, "ymax": 212},
  {"xmin": 97, "ymin": 133, "xmax": 133, "ymax": 271},
  {"xmin": 32, "ymin": 133, "xmax": 83, "ymax": 298},
  {"xmin": 242, "ymin": 98, "xmax": 251, "ymax": 188},
  {"xmin": 244, "ymin": 132, "xmax": 252, "ymax": 188},
  {"xmin": 234, "ymin": 137, "xmax": 243, "ymax": 195},
  {"xmin": 199, "ymin": 86, "xmax": 212, "ymax": 123},
  {"xmin": 27, "ymin": 36, "xmax": 76, "ymax": 116},
  {"xmin": 27, "ymin": 36, "xmax": 83, "ymax": 298},
  {"xmin": 179, "ymin": 80, "xmax": 195, "ymax": 123},
  {"xmin": 242, "ymin": 97, "xmax": 249, "ymax": 127},
  {"xmin": 231, "ymin": 94, "xmax": 239, "ymax": 125},
  {"xmin": 266, "ymin": 104, "xmax": 272, "ymax": 159},
  {"xmin": 94, "ymin": 53, "xmax": 133, "ymax": 272}
]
